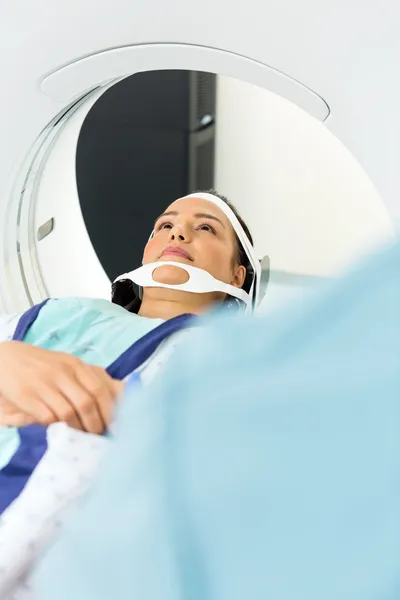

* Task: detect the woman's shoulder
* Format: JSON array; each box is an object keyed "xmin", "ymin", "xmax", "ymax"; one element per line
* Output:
[
  {"xmin": 23, "ymin": 297, "xmax": 141, "ymax": 341},
  {"xmin": 42, "ymin": 296, "xmax": 135, "ymax": 318}
]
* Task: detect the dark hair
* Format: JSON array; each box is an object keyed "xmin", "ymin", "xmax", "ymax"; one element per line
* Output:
[
  {"xmin": 199, "ymin": 189, "xmax": 254, "ymax": 269},
  {"xmin": 112, "ymin": 190, "xmax": 255, "ymax": 311}
]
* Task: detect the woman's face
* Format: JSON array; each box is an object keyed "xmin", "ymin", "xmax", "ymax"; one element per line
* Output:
[{"xmin": 142, "ymin": 197, "xmax": 246, "ymax": 291}]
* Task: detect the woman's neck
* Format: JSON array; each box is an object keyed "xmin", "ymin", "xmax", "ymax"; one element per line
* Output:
[{"xmin": 138, "ymin": 290, "xmax": 223, "ymax": 320}]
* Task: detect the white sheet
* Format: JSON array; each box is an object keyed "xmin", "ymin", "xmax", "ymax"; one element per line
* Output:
[
  {"xmin": 0, "ymin": 314, "xmax": 21, "ymax": 343},
  {"xmin": 0, "ymin": 423, "xmax": 108, "ymax": 600}
]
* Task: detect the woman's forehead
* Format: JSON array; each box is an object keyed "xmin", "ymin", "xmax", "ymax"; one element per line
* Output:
[{"xmin": 166, "ymin": 197, "xmax": 231, "ymax": 227}]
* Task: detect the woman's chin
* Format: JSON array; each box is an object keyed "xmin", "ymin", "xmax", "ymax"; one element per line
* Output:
[{"xmin": 151, "ymin": 263, "xmax": 190, "ymax": 285}]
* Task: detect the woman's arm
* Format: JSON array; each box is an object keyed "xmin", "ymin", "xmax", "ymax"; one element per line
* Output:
[{"xmin": 0, "ymin": 341, "xmax": 124, "ymax": 434}]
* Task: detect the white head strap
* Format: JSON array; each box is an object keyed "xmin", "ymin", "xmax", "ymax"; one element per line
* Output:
[{"xmin": 114, "ymin": 192, "xmax": 261, "ymax": 312}]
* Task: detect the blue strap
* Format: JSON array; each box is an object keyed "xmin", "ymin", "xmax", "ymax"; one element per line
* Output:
[
  {"xmin": 0, "ymin": 425, "xmax": 48, "ymax": 515},
  {"xmin": 0, "ymin": 302, "xmax": 50, "ymax": 515},
  {"xmin": 106, "ymin": 313, "xmax": 195, "ymax": 379},
  {"xmin": 12, "ymin": 300, "xmax": 49, "ymax": 341}
]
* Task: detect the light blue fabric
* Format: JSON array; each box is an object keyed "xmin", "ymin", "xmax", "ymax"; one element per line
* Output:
[
  {"xmin": 23, "ymin": 297, "xmax": 164, "ymax": 368},
  {"xmin": 0, "ymin": 428, "xmax": 19, "ymax": 470},
  {"xmin": 35, "ymin": 241, "xmax": 400, "ymax": 600}
]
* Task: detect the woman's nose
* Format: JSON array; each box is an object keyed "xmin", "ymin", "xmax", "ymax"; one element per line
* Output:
[{"xmin": 169, "ymin": 224, "xmax": 190, "ymax": 242}]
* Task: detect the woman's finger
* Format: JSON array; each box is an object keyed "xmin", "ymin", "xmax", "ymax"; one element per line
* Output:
[
  {"xmin": 57, "ymin": 373, "xmax": 105, "ymax": 435},
  {"xmin": 34, "ymin": 383, "xmax": 85, "ymax": 431},
  {"xmin": 1, "ymin": 411, "xmax": 36, "ymax": 427},
  {"xmin": 76, "ymin": 365, "xmax": 122, "ymax": 429},
  {"xmin": 2, "ymin": 391, "xmax": 56, "ymax": 425}
]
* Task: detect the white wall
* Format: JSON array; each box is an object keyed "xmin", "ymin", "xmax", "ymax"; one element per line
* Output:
[{"xmin": 215, "ymin": 76, "xmax": 395, "ymax": 277}]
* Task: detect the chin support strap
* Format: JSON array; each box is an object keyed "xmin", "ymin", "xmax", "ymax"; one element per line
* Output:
[{"xmin": 114, "ymin": 261, "xmax": 250, "ymax": 304}]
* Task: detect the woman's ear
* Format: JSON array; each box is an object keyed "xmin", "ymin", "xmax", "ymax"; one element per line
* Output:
[{"xmin": 231, "ymin": 265, "xmax": 246, "ymax": 289}]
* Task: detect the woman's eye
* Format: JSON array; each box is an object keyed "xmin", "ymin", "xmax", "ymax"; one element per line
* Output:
[
  {"xmin": 199, "ymin": 223, "xmax": 216, "ymax": 234},
  {"xmin": 156, "ymin": 222, "xmax": 172, "ymax": 230}
]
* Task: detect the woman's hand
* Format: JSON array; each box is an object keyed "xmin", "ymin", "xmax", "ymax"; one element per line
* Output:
[{"xmin": 0, "ymin": 341, "xmax": 125, "ymax": 434}]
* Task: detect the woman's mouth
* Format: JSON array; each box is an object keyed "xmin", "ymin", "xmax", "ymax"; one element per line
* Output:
[{"xmin": 161, "ymin": 246, "xmax": 194, "ymax": 261}]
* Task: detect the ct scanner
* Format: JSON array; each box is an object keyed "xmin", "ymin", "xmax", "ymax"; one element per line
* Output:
[{"xmin": 1, "ymin": 1, "xmax": 399, "ymax": 314}]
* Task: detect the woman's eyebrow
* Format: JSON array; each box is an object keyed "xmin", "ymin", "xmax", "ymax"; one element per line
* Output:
[
  {"xmin": 154, "ymin": 211, "xmax": 225, "ymax": 228},
  {"xmin": 154, "ymin": 210, "xmax": 178, "ymax": 226},
  {"xmin": 194, "ymin": 213, "xmax": 225, "ymax": 228}
]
